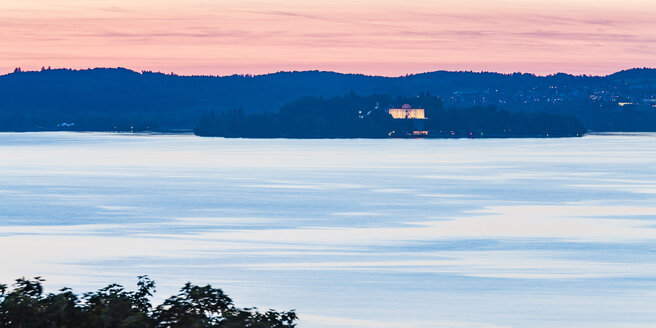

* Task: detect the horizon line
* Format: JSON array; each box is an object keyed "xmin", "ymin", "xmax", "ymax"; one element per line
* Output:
[{"xmin": 4, "ymin": 66, "xmax": 656, "ymax": 79}]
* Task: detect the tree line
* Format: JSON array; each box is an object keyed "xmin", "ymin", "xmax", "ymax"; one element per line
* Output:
[
  {"xmin": 194, "ymin": 93, "xmax": 586, "ymax": 138},
  {"xmin": 0, "ymin": 276, "xmax": 297, "ymax": 328},
  {"xmin": 0, "ymin": 67, "xmax": 653, "ymax": 132}
]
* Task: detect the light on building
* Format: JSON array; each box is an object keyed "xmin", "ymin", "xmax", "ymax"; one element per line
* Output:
[{"xmin": 388, "ymin": 104, "xmax": 426, "ymax": 119}]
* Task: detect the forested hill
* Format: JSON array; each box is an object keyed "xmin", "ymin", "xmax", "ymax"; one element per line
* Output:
[{"xmin": 0, "ymin": 67, "xmax": 655, "ymax": 131}]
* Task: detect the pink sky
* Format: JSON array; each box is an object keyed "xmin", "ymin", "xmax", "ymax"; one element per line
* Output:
[{"xmin": 1, "ymin": 0, "xmax": 655, "ymax": 76}]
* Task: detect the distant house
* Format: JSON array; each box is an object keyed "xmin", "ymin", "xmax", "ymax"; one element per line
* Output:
[
  {"xmin": 388, "ymin": 104, "xmax": 426, "ymax": 119},
  {"xmin": 387, "ymin": 104, "xmax": 428, "ymax": 137}
]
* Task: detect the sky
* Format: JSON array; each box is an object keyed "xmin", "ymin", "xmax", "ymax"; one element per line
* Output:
[{"xmin": 1, "ymin": 0, "xmax": 655, "ymax": 76}]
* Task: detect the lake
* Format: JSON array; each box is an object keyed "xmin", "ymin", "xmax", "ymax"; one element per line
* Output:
[{"xmin": 1, "ymin": 132, "xmax": 655, "ymax": 328}]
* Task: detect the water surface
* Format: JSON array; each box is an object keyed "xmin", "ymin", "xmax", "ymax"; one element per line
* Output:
[{"xmin": 1, "ymin": 132, "xmax": 655, "ymax": 328}]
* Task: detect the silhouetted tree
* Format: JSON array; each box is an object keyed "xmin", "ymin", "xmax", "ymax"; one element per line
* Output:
[{"xmin": 0, "ymin": 277, "xmax": 297, "ymax": 328}]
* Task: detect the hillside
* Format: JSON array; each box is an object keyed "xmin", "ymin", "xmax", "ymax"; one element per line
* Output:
[{"xmin": 0, "ymin": 67, "xmax": 654, "ymax": 131}]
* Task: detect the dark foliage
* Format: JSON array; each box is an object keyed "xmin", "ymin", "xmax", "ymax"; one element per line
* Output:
[
  {"xmin": 0, "ymin": 67, "xmax": 654, "ymax": 132},
  {"xmin": 194, "ymin": 93, "xmax": 398, "ymax": 138},
  {"xmin": 194, "ymin": 93, "xmax": 586, "ymax": 138},
  {"xmin": 426, "ymin": 106, "xmax": 586, "ymax": 138},
  {"xmin": 0, "ymin": 276, "xmax": 297, "ymax": 328}
]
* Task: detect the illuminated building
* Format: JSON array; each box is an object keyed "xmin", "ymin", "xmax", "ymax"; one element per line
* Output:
[
  {"xmin": 388, "ymin": 104, "xmax": 426, "ymax": 119},
  {"xmin": 386, "ymin": 104, "xmax": 429, "ymax": 137}
]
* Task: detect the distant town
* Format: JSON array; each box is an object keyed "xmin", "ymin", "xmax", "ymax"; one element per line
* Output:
[{"xmin": 443, "ymin": 81, "xmax": 655, "ymax": 110}]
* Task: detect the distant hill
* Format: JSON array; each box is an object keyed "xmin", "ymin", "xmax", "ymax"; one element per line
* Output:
[{"xmin": 0, "ymin": 67, "xmax": 654, "ymax": 132}]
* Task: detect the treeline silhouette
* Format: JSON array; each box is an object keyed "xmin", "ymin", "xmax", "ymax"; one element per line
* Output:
[
  {"xmin": 0, "ymin": 276, "xmax": 297, "ymax": 328},
  {"xmin": 0, "ymin": 67, "xmax": 654, "ymax": 132},
  {"xmin": 194, "ymin": 93, "xmax": 586, "ymax": 138}
]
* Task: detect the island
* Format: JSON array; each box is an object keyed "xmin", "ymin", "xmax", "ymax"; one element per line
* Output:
[{"xmin": 194, "ymin": 93, "xmax": 586, "ymax": 138}]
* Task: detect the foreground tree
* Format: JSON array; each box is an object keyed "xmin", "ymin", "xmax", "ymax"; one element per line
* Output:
[{"xmin": 0, "ymin": 277, "xmax": 296, "ymax": 328}]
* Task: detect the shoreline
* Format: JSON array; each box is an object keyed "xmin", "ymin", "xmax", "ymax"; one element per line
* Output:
[{"xmin": 2, "ymin": 130, "xmax": 654, "ymax": 139}]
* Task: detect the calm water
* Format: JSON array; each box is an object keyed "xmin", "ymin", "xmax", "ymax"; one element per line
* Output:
[{"xmin": 1, "ymin": 132, "xmax": 655, "ymax": 328}]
